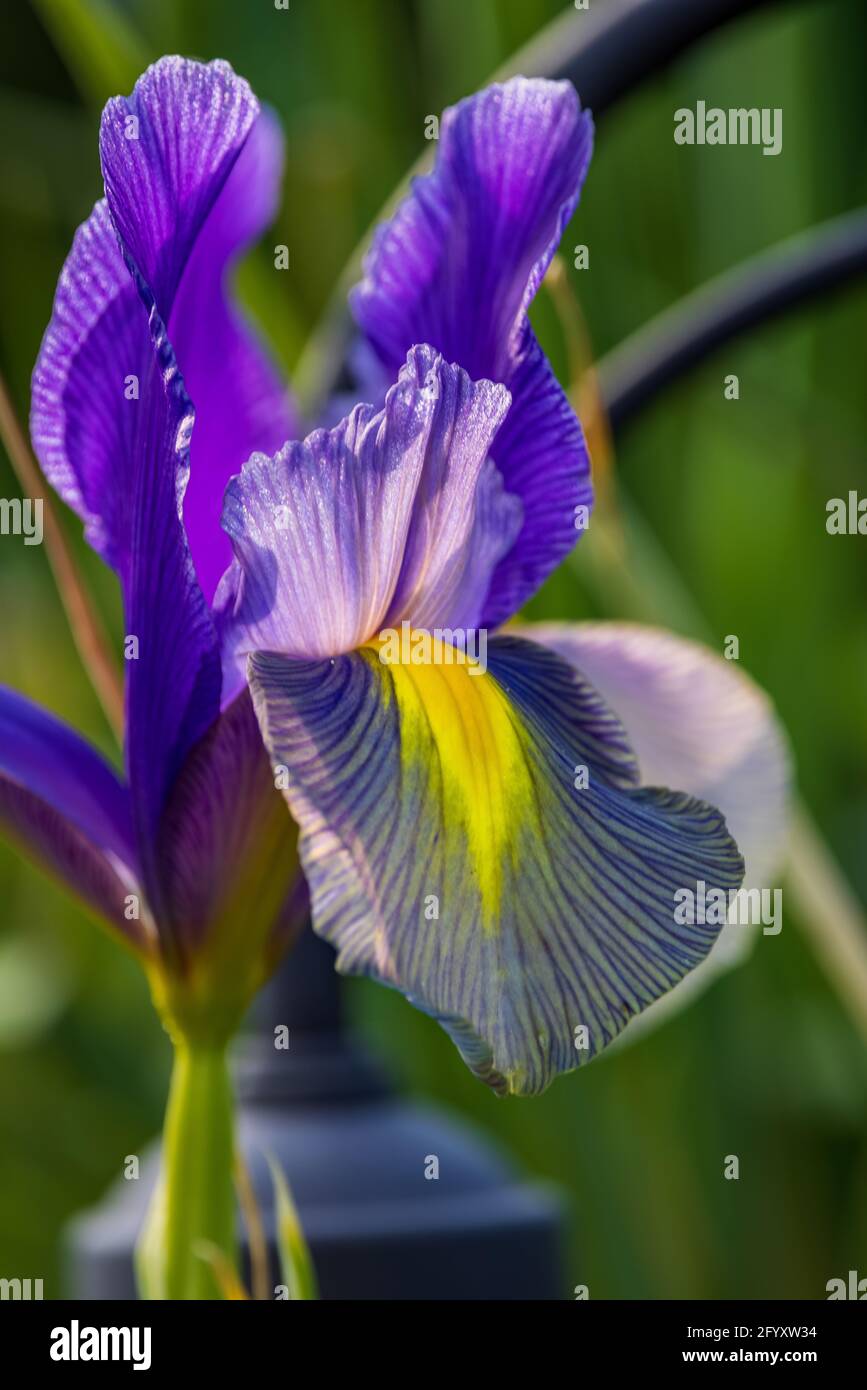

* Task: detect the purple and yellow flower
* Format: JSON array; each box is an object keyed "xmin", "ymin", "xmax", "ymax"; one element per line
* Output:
[
  {"xmin": 1, "ymin": 57, "xmax": 788, "ymax": 1105},
  {"xmin": 3, "ymin": 61, "xmax": 306, "ymax": 1050}
]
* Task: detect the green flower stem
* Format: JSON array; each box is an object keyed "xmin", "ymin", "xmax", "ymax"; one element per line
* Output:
[{"xmin": 138, "ymin": 1041, "xmax": 237, "ymax": 1300}]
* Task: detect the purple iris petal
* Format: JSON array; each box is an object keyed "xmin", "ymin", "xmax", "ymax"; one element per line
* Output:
[
  {"xmin": 100, "ymin": 57, "xmax": 258, "ymax": 317},
  {"xmin": 246, "ymin": 637, "xmax": 744, "ymax": 1095},
  {"xmin": 30, "ymin": 200, "xmax": 144, "ymax": 572},
  {"xmin": 350, "ymin": 77, "xmax": 594, "ymax": 628},
  {"xmin": 174, "ymin": 108, "xmax": 297, "ymax": 602},
  {"xmin": 0, "ymin": 686, "xmax": 135, "ymax": 865},
  {"xmin": 33, "ymin": 57, "xmax": 299, "ymax": 912},
  {"xmin": 26, "ymin": 56, "xmax": 308, "ymax": 974},
  {"xmin": 522, "ymin": 621, "xmax": 791, "ymax": 1033},
  {"xmin": 31, "ymin": 200, "xmax": 223, "ymax": 930},
  {"xmin": 384, "ymin": 347, "xmax": 522, "ymax": 631},
  {"xmin": 122, "ymin": 316, "xmax": 221, "ymax": 914},
  {"xmin": 100, "ymin": 58, "xmax": 297, "ymax": 606},
  {"xmin": 33, "ymin": 61, "xmax": 294, "ymax": 601},
  {"xmin": 219, "ymin": 347, "xmax": 518, "ymax": 671},
  {"xmin": 0, "ymin": 783, "xmax": 143, "ymax": 944},
  {"xmin": 103, "ymin": 70, "xmax": 296, "ymax": 602},
  {"xmin": 154, "ymin": 689, "xmax": 301, "ymax": 996},
  {"xmin": 0, "ymin": 687, "xmax": 143, "ymax": 938}
]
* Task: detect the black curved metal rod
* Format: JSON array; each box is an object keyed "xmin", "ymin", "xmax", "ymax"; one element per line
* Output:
[
  {"xmin": 598, "ymin": 206, "xmax": 867, "ymax": 431},
  {"xmin": 507, "ymin": 0, "xmax": 789, "ymax": 113}
]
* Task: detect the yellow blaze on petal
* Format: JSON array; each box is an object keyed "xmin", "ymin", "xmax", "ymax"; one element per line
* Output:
[{"xmin": 363, "ymin": 633, "xmax": 535, "ymax": 927}]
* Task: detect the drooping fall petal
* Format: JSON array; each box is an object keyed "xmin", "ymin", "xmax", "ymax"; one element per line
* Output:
[{"xmin": 246, "ymin": 636, "xmax": 744, "ymax": 1095}]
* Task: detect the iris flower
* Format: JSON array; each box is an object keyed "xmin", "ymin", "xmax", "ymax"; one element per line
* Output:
[{"xmin": 0, "ymin": 58, "xmax": 787, "ymax": 1295}]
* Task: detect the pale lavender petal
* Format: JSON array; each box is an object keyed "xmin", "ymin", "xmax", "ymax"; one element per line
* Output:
[
  {"xmin": 351, "ymin": 78, "xmax": 594, "ymax": 626},
  {"xmin": 383, "ymin": 346, "xmax": 520, "ymax": 631},
  {"xmin": 524, "ymin": 621, "xmax": 792, "ymax": 1026},
  {"xmin": 220, "ymin": 349, "xmax": 517, "ymax": 671},
  {"xmin": 219, "ymin": 378, "xmax": 433, "ymax": 664}
]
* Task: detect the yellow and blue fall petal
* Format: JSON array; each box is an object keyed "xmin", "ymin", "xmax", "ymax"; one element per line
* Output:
[{"xmin": 247, "ymin": 634, "xmax": 745, "ymax": 1096}]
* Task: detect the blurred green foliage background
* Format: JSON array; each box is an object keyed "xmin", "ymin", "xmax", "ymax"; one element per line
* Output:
[{"xmin": 1, "ymin": 0, "xmax": 865, "ymax": 1299}]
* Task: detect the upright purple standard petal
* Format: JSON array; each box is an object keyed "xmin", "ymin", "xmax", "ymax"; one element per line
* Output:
[
  {"xmin": 31, "ymin": 58, "xmax": 297, "ymax": 910},
  {"xmin": 33, "ymin": 59, "xmax": 295, "ymax": 599},
  {"xmin": 100, "ymin": 57, "xmax": 258, "ymax": 316},
  {"xmin": 101, "ymin": 61, "xmax": 296, "ymax": 601},
  {"xmin": 351, "ymin": 78, "xmax": 594, "ymax": 627},
  {"xmin": 122, "ymin": 321, "xmax": 222, "ymax": 911},
  {"xmin": 99, "ymin": 61, "xmax": 303, "ymax": 887},
  {"xmin": 0, "ymin": 688, "xmax": 145, "ymax": 943},
  {"xmin": 172, "ymin": 110, "xmax": 297, "ymax": 602},
  {"xmin": 30, "ymin": 194, "xmax": 219, "ymax": 920},
  {"xmin": 30, "ymin": 200, "xmax": 144, "ymax": 572},
  {"xmin": 33, "ymin": 137, "xmax": 222, "ymax": 912}
]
